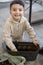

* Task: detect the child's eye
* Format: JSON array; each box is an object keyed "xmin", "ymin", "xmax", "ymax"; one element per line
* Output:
[
  {"xmin": 19, "ymin": 9, "xmax": 22, "ymax": 11},
  {"xmin": 13, "ymin": 9, "xmax": 16, "ymax": 11}
]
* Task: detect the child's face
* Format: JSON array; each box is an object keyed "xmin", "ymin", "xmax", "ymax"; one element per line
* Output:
[{"xmin": 10, "ymin": 4, "xmax": 24, "ymax": 21}]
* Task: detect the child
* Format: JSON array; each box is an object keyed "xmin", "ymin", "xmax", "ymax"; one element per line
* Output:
[{"xmin": 3, "ymin": 0, "xmax": 39, "ymax": 52}]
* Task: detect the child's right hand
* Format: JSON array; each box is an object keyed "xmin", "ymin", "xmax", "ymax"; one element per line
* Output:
[
  {"xmin": 11, "ymin": 47, "xmax": 17, "ymax": 52},
  {"xmin": 14, "ymin": 48, "xmax": 17, "ymax": 51},
  {"xmin": 14, "ymin": 49, "xmax": 17, "ymax": 51}
]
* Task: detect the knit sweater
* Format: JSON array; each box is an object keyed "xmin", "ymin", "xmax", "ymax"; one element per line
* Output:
[{"xmin": 3, "ymin": 16, "xmax": 37, "ymax": 51}]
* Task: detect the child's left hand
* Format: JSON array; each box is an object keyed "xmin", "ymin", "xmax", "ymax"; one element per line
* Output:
[{"xmin": 33, "ymin": 40, "xmax": 39, "ymax": 46}]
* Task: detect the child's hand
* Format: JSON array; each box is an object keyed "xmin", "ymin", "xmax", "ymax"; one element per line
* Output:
[
  {"xmin": 33, "ymin": 40, "xmax": 39, "ymax": 46},
  {"xmin": 14, "ymin": 48, "xmax": 17, "ymax": 52},
  {"xmin": 12, "ymin": 47, "xmax": 17, "ymax": 52}
]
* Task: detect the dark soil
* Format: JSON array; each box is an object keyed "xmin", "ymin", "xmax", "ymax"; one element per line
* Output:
[
  {"xmin": 17, "ymin": 45, "xmax": 39, "ymax": 51},
  {"xmin": 7, "ymin": 42, "xmax": 40, "ymax": 51}
]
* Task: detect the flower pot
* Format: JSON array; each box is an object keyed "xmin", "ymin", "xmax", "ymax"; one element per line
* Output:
[{"xmin": 6, "ymin": 42, "xmax": 40, "ymax": 61}]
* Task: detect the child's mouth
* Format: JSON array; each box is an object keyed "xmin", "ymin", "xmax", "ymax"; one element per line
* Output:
[{"xmin": 15, "ymin": 15, "xmax": 20, "ymax": 17}]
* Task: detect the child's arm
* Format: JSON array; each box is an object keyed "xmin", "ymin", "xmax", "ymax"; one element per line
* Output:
[
  {"xmin": 25, "ymin": 19, "xmax": 39, "ymax": 46},
  {"xmin": 3, "ymin": 21, "xmax": 17, "ymax": 51}
]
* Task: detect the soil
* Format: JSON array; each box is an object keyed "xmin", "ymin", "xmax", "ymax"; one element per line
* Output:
[{"xmin": 17, "ymin": 44, "xmax": 39, "ymax": 51}]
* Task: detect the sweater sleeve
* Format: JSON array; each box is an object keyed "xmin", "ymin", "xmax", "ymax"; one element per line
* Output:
[
  {"xmin": 25, "ymin": 19, "xmax": 37, "ymax": 41},
  {"xmin": 3, "ymin": 20, "xmax": 16, "ymax": 51}
]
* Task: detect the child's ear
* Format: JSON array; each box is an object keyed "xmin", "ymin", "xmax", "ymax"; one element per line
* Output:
[
  {"xmin": 23, "ymin": 12, "xmax": 25, "ymax": 16},
  {"xmin": 10, "ymin": 10, "xmax": 12, "ymax": 14},
  {"xmin": 22, "ymin": 11, "xmax": 24, "ymax": 16},
  {"xmin": 23, "ymin": 10, "xmax": 25, "ymax": 16},
  {"xmin": 10, "ymin": 11, "xmax": 11, "ymax": 14}
]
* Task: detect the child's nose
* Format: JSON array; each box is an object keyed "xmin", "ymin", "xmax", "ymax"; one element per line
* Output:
[{"xmin": 16, "ymin": 10, "xmax": 19, "ymax": 14}]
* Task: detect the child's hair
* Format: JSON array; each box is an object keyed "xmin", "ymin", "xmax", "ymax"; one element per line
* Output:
[{"xmin": 10, "ymin": 0, "xmax": 24, "ymax": 10}]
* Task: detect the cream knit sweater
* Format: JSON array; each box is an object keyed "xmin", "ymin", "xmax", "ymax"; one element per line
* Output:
[{"xmin": 3, "ymin": 16, "xmax": 37, "ymax": 51}]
